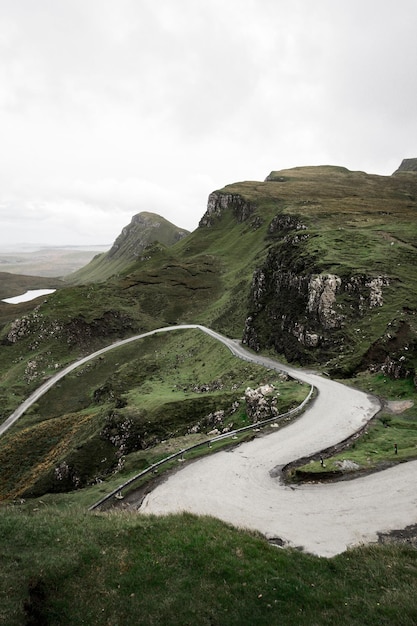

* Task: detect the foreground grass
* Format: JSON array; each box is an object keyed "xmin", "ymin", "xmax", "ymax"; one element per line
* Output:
[{"xmin": 1, "ymin": 504, "xmax": 416, "ymax": 625}]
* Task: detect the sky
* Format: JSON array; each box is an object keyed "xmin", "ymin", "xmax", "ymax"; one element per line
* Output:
[{"xmin": 1, "ymin": 0, "xmax": 417, "ymax": 248}]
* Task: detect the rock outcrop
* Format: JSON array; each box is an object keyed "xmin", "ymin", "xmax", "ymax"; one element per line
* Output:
[
  {"xmin": 199, "ymin": 192, "xmax": 255, "ymax": 227},
  {"xmin": 242, "ymin": 211, "xmax": 391, "ymax": 372},
  {"xmin": 244, "ymin": 384, "xmax": 279, "ymax": 422}
]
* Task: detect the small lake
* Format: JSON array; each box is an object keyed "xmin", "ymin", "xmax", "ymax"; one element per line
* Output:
[{"xmin": 2, "ymin": 289, "xmax": 56, "ymax": 304}]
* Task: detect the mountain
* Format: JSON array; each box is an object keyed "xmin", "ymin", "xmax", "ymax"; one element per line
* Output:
[
  {"xmin": 1, "ymin": 162, "xmax": 417, "ymax": 623},
  {"xmin": 3, "ymin": 161, "xmax": 417, "ymax": 387},
  {"xmin": 0, "ymin": 161, "xmax": 417, "ymax": 497},
  {"xmin": 66, "ymin": 211, "xmax": 189, "ymax": 283},
  {"xmin": 393, "ymin": 157, "xmax": 417, "ymax": 173}
]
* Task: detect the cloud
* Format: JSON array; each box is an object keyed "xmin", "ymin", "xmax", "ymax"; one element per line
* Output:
[{"xmin": 1, "ymin": 0, "xmax": 416, "ymax": 247}]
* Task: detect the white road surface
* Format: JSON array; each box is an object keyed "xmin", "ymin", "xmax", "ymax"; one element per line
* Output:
[
  {"xmin": 139, "ymin": 328, "xmax": 417, "ymax": 557},
  {"xmin": 2, "ymin": 324, "xmax": 416, "ymax": 556}
]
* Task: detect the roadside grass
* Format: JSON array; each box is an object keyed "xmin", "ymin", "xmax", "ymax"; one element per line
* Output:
[
  {"xmin": 351, "ymin": 371, "xmax": 417, "ymax": 399},
  {"xmin": 0, "ymin": 411, "xmax": 99, "ymax": 499},
  {"xmin": 27, "ymin": 430, "xmax": 257, "ymax": 511},
  {"xmin": 289, "ymin": 373, "xmax": 417, "ymax": 480},
  {"xmin": 292, "ymin": 413, "xmax": 417, "ymax": 479},
  {"xmin": 21, "ymin": 397, "xmax": 303, "ymax": 512},
  {"xmin": 0, "ymin": 283, "xmax": 158, "ymax": 422},
  {"xmin": 1, "ymin": 503, "xmax": 417, "ymax": 625}
]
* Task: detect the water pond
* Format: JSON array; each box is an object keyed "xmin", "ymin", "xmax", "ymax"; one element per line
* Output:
[{"xmin": 2, "ymin": 289, "xmax": 56, "ymax": 304}]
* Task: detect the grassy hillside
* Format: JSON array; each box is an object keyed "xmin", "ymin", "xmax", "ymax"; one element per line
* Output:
[
  {"xmin": 0, "ymin": 271, "xmax": 62, "ymax": 300},
  {"xmin": 1, "ymin": 502, "xmax": 417, "ymax": 625},
  {"xmin": 0, "ymin": 328, "xmax": 308, "ymax": 500}
]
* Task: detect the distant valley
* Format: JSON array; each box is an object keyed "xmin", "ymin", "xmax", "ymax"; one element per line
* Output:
[{"xmin": 0, "ymin": 244, "xmax": 110, "ymax": 278}]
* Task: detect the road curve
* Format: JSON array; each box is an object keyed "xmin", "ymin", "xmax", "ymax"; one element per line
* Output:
[
  {"xmin": 142, "ymin": 329, "xmax": 417, "ymax": 557},
  {"xmin": 0, "ymin": 324, "xmax": 199, "ymax": 436},
  {"xmin": 2, "ymin": 325, "xmax": 416, "ymax": 556}
]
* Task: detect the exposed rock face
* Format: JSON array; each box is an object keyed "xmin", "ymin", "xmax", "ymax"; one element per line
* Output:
[
  {"xmin": 108, "ymin": 212, "xmax": 189, "ymax": 260},
  {"xmin": 268, "ymin": 214, "xmax": 307, "ymax": 235},
  {"xmin": 307, "ymin": 274, "xmax": 342, "ymax": 329},
  {"xmin": 199, "ymin": 192, "xmax": 255, "ymax": 227},
  {"xmin": 244, "ymin": 384, "xmax": 279, "ymax": 422},
  {"xmin": 243, "ymin": 212, "xmax": 390, "ymax": 369}
]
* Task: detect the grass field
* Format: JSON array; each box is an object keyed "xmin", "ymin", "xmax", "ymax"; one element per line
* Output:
[{"xmin": 1, "ymin": 503, "xmax": 417, "ymax": 625}]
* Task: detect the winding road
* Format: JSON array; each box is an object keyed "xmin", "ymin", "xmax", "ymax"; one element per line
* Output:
[{"xmin": 2, "ymin": 324, "xmax": 417, "ymax": 556}]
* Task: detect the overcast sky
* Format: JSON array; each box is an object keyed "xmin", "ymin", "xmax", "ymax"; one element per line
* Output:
[{"xmin": 1, "ymin": 0, "xmax": 416, "ymax": 248}]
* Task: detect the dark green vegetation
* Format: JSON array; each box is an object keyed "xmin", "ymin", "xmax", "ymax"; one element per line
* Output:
[
  {"xmin": 1, "ymin": 164, "xmax": 417, "ymax": 623},
  {"xmin": 1, "ymin": 504, "xmax": 417, "ymax": 625},
  {"xmin": 293, "ymin": 407, "xmax": 417, "ymax": 481}
]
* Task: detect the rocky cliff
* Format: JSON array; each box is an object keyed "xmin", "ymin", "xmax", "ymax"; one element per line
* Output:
[
  {"xmin": 108, "ymin": 212, "xmax": 189, "ymax": 260},
  {"xmin": 242, "ymin": 229, "xmax": 391, "ymax": 373},
  {"xmin": 199, "ymin": 192, "xmax": 257, "ymax": 227},
  {"xmin": 203, "ymin": 164, "xmax": 417, "ymax": 380}
]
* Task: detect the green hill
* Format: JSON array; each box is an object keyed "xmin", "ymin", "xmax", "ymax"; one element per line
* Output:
[
  {"xmin": 0, "ymin": 163, "xmax": 417, "ymax": 497},
  {"xmin": 1, "ymin": 162, "xmax": 417, "ymax": 624},
  {"xmin": 66, "ymin": 211, "xmax": 189, "ymax": 283}
]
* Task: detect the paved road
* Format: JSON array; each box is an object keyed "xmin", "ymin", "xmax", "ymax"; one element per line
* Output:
[
  {"xmin": 139, "ymin": 329, "xmax": 417, "ymax": 557},
  {"xmin": 0, "ymin": 324, "xmax": 198, "ymax": 436},
  {"xmin": 3, "ymin": 324, "xmax": 416, "ymax": 556}
]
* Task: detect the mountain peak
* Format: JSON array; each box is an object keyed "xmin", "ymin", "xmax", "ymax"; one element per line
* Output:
[
  {"xmin": 67, "ymin": 212, "xmax": 189, "ymax": 283},
  {"xmin": 108, "ymin": 212, "xmax": 189, "ymax": 260},
  {"xmin": 393, "ymin": 158, "xmax": 417, "ymax": 174}
]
